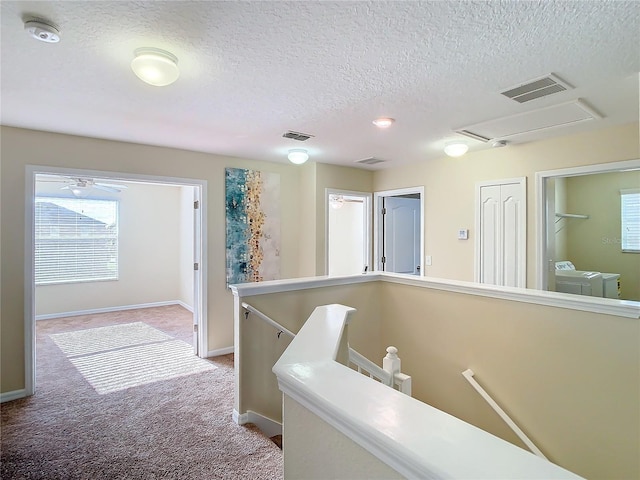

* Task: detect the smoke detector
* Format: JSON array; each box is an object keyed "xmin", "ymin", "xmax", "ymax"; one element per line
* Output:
[{"xmin": 24, "ymin": 19, "xmax": 60, "ymax": 43}]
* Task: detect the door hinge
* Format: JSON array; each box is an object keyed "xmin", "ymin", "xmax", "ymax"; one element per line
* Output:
[
  {"xmin": 381, "ymin": 256, "xmax": 386, "ymax": 264},
  {"xmin": 382, "ymin": 207, "xmax": 386, "ymax": 215},
  {"xmin": 194, "ymin": 200, "xmax": 199, "ymax": 209},
  {"xmin": 193, "ymin": 324, "xmax": 198, "ymax": 332},
  {"xmin": 194, "ymin": 262, "xmax": 199, "ymax": 271}
]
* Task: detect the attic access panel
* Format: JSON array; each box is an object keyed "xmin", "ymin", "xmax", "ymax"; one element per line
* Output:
[{"xmin": 456, "ymin": 99, "xmax": 602, "ymax": 141}]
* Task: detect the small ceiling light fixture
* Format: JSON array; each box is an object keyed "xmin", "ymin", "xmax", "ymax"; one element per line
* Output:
[
  {"xmin": 131, "ymin": 48, "xmax": 180, "ymax": 86},
  {"xmin": 287, "ymin": 149, "xmax": 309, "ymax": 165},
  {"xmin": 372, "ymin": 117, "xmax": 395, "ymax": 128},
  {"xmin": 24, "ymin": 19, "xmax": 60, "ymax": 43},
  {"xmin": 444, "ymin": 141, "xmax": 469, "ymax": 157}
]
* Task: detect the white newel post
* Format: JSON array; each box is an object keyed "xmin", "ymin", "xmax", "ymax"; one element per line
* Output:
[
  {"xmin": 383, "ymin": 346, "xmax": 412, "ymax": 395},
  {"xmin": 383, "ymin": 346, "xmax": 400, "ymax": 387}
]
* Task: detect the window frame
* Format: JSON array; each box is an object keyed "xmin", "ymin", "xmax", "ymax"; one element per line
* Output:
[
  {"xmin": 620, "ymin": 188, "xmax": 640, "ymax": 253},
  {"xmin": 34, "ymin": 195, "xmax": 120, "ymax": 285}
]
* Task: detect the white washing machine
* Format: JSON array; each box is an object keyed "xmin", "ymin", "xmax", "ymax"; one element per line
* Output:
[
  {"xmin": 555, "ymin": 261, "xmax": 603, "ymax": 297},
  {"xmin": 601, "ymin": 273, "xmax": 621, "ymax": 299}
]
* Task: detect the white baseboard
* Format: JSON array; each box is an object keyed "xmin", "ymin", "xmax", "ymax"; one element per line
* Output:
[
  {"xmin": 1, "ymin": 389, "xmax": 27, "ymax": 403},
  {"xmin": 233, "ymin": 409, "xmax": 282, "ymax": 438},
  {"xmin": 35, "ymin": 301, "xmax": 192, "ymax": 321},
  {"xmin": 176, "ymin": 300, "xmax": 194, "ymax": 312},
  {"xmin": 207, "ymin": 346, "xmax": 234, "ymax": 357}
]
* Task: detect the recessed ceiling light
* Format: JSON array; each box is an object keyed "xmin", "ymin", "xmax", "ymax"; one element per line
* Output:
[
  {"xmin": 372, "ymin": 117, "xmax": 395, "ymax": 128},
  {"xmin": 287, "ymin": 149, "xmax": 309, "ymax": 165},
  {"xmin": 444, "ymin": 142, "xmax": 469, "ymax": 157},
  {"xmin": 131, "ymin": 48, "xmax": 180, "ymax": 87}
]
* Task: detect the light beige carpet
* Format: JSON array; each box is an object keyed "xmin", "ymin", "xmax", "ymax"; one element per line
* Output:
[
  {"xmin": 1, "ymin": 306, "xmax": 283, "ymax": 479},
  {"xmin": 50, "ymin": 322, "xmax": 216, "ymax": 394}
]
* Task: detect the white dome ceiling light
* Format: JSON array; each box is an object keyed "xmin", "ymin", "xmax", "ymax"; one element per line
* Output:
[
  {"xmin": 287, "ymin": 149, "xmax": 309, "ymax": 165},
  {"xmin": 131, "ymin": 48, "xmax": 180, "ymax": 87},
  {"xmin": 444, "ymin": 141, "xmax": 469, "ymax": 157},
  {"xmin": 24, "ymin": 19, "xmax": 60, "ymax": 43}
]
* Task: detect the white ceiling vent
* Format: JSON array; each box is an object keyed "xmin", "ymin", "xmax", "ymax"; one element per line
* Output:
[
  {"xmin": 455, "ymin": 99, "xmax": 602, "ymax": 141},
  {"xmin": 501, "ymin": 73, "xmax": 572, "ymax": 103},
  {"xmin": 282, "ymin": 130, "xmax": 314, "ymax": 141},
  {"xmin": 356, "ymin": 157, "xmax": 386, "ymax": 165}
]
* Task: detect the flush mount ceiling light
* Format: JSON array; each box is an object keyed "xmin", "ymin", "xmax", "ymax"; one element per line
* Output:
[
  {"xmin": 287, "ymin": 149, "xmax": 309, "ymax": 165},
  {"xmin": 24, "ymin": 19, "xmax": 60, "ymax": 43},
  {"xmin": 444, "ymin": 142, "xmax": 469, "ymax": 157},
  {"xmin": 372, "ymin": 117, "xmax": 395, "ymax": 128},
  {"xmin": 131, "ymin": 48, "xmax": 180, "ymax": 86}
]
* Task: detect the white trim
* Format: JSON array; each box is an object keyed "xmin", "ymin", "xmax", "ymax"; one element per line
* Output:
[
  {"xmin": 35, "ymin": 301, "xmax": 189, "ymax": 321},
  {"xmin": 233, "ymin": 409, "xmax": 249, "ymax": 425},
  {"xmin": 1, "ymin": 389, "xmax": 28, "ymax": 403},
  {"xmin": 207, "ymin": 346, "xmax": 234, "ymax": 357},
  {"xmin": 373, "ymin": 186, "xmax": 425, "ymax": 275},
  {"xmin": 177, "ymin": 300, "xmax": 194, "ymax": 312},
  {"xmin": 232, "ymin": 408, "xmax": 281, "ymax": 437},
  {"xmin": 535, "ymin": 158, "xmax": 640, "ymax": 291},
  {"xmin": 273, "ymin": 304, "xmax": 583, "ymax": 480},
  {"xmin": 231, "ymin": 272, "xmax": 640, "ymax": 319},
  {"xmin": 25, "ymin": 165, "xmax": 209, "ymax": 397}
]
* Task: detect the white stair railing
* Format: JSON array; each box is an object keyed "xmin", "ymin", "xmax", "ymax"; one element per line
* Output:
[
  {"xmin": 242, "ymin": 302, "xmax": 411, "ymax": 395},
  {"xmin": 462, "ymin": 368, "xmax": 546, "ymax": 459}
]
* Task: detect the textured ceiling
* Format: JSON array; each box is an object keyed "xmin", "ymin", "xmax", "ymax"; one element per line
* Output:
[{"xmin": 1, "ymin": 1, "xmax": 639, "ymax": 169}]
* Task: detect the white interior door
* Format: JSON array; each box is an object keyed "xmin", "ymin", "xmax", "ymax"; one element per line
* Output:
[
  {"xmin": 476, "ymin": 178, "xmax": 526, "ymax": 287},
  {"xmin": 382, "ymin": 196, "xmax": 421, "ymax": 275}
]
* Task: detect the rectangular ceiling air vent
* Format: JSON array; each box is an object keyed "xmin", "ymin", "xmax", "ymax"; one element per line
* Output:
[
  {"xmin": 282, "ymin": 130, "xmax": 314, "ymax": 141},
  {"xmin": 356, "ymin": 157, "xmax": 386, "ymax": 165},
  {"xmin": 501, "ymin": 73, "xmax": 573, "ymax": 103}
]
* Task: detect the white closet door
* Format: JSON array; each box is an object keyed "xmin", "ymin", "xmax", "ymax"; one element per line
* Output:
[
  {"xmin": 477, "ymin": 179, "xmax": 526, "ymax": 288},
  {"xmin": 480, "ymin": 185, "xmax": 501, "ymax": 285}
]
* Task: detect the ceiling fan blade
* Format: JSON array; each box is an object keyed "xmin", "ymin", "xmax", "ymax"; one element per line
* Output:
[
  {"xmin": 93, "ymin": 184, "xmax": 121, "ymax": 193},
  {"xmin": 95, "ymin": 182, "xmax": 128, "ymax": 189}
]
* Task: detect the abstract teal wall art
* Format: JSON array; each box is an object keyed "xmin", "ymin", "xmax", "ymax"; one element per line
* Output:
[{"xmin": 225, "ymin": 167, "xmax": 281, "ymax": 285}]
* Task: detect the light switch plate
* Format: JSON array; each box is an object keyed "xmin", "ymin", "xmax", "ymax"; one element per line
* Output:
[{"xmin": 458, "ymin": 229, "xmax": 468, "ymax": 240}]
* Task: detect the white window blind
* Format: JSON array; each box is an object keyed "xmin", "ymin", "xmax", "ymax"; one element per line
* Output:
[
  {"xmin": 35, "ymin": 197, "xmax": 119, "ymax": 285},
  {"xmin": 621, "ymin": 189, "xmax": 640, "ymax": 253}
]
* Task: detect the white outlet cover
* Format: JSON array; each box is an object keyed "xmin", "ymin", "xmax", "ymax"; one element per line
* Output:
[{"xmin": 458, "ymin": 229, "xmax": 468, "ymax": 240}]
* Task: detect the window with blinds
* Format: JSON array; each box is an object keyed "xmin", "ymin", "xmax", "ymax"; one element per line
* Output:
[
  {"xmin": 35, "ymin": 197, "xmax": 119, "ymax": 285},
  {"xmin": 621, "ymin": 189, "xmax": 640, "ymax": 253}
]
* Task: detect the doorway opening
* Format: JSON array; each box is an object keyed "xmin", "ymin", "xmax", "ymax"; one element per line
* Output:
[
  {"xmin": 374, "ymin": 187, "xmax": 424, "ymax": 275},
  {"xmin": 325, "ymin": 189, "xmax": 372, "ymax": 275},
  {"xmin": 24, "ymin": 165, "xmax": 208, "ymax": 396},
  {"xmin": 536, "ymin": 158, "xmax": 640, "ymax": 302}
]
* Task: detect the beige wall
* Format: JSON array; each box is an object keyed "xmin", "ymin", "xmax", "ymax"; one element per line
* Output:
[
  {"xmin": 373, "ymin": 123, "xmax": 640, "ymax": 286},
  {"xmin": 564, "ymin": 171, "xmax": 640, "ymax": 300},
  {"xmin": 0, "ymin": 126, "xmax": 374, "ymax": 393},
  {"xmin": 0, "ymin": 127, "xmax": 302, "ymax": 392},
  {"xmin": 283, "ymin": 395, "xmax": 403, "ymax": 480},
  {"xmin": 237, "ymin": 280, "xmax": 639, "ymax": 480},
  {"xmin": 35, "ymin": 180, "xmax": 184, "ymax": 315},
  {"xmin": 238, "ymin": 282, "xmax": 383, "ymax": 420},
  {"xmin": 379, "ymin": 282, "xmax": 639, "ymax": 480}
]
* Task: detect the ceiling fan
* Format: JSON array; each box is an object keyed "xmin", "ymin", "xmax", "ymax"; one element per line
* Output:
[{"xmin": 37, "ymin": 175, "xmax": 128, "ymax": 197}]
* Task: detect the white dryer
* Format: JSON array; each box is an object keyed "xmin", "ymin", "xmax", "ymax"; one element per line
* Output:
[{"xmin": 555, "ymin": 261, "xmax": 603, "ymax": 297}]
